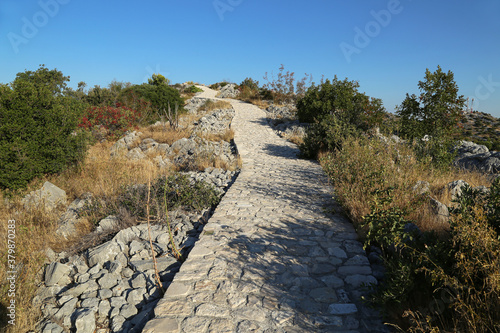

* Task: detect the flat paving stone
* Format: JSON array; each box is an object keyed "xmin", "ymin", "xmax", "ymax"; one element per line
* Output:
[{"xmin": 143, "ymin": 87, "xmax": 390, "ymax": 333}]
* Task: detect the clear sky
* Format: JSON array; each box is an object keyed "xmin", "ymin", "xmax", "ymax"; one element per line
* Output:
[{"xmin": 1, "ymin": 0, "xmax": 499, "ymax": 117}]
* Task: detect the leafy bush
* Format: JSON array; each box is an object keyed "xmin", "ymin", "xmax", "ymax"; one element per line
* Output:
[
  {"xmin": 86, "ymin": 85, "xmax": 116, "ymax": 106},
  {"xmin": 209, "ymin": 81, "xmax": 230, "ymax": 90},
  {"xmin": 0, "ymin": 66, "xmax": 88, "ymax": 191},
  {"xmin": 411, "ymin": 136, "xmax": 457, "ymax": 170},
  {"xmin": 361, "ymin": 187, "xmax": 414, "ymax": 252},
  {"xmin": 78, "ymin": 105, "xmax": 141, "ymax": 138},
  {"xmin": 300, "ymin": 114, "xmax": 359, "ymax": 158},
  {"xmin": 298, "ymin": 77, "xmax": 386, "ymax": 158},
  {"xmin": 239, "ymin": 77, "xmax": 260, "ymax": 91},
  {"xmin": 120, "ymin": 77, "xmax": 184, "ymax": 127},
  {"xmin": 118, "ymin": 89, "xmax": 154, "ymax": 124},
  {"xmin": 187, "ymin": 85, "xmax": 203, "ymax": 93}
]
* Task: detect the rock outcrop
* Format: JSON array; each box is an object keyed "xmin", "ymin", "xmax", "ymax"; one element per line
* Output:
[
  {"xmin": 265, "ymin": 104, "xmax": 308, "ymax": 144},
  {"xmin": 217, "ymin": 83, "xmax": 239, "ymax": 98},
  {"xmin": 22, "ymin": 182, "xmax": 67, "ymax": 212},
  {"xmin": 35, "ymin": 167, "xmax": 236, "ymax": 333},
  {"xmin": 454, "ymin": 140, "xmax": 500, "ymax": 174},
  {"xmin": 192, "ymin": 108, "xmax": 235, "ymax": 135}
]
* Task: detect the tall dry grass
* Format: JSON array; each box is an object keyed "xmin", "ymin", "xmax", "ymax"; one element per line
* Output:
[
  {"xmin": 320, "ymin": 135, "xmax": 499, "ymax": 332},
  {"xmin": 199, "ymin": 100, "xmax": 232, "ymax": 112},
  {"xmin": 320, "ymin": 136, "xmax": 491, "ymax": 233},
  {"xmin": 139, "ymin": 124, "xmax": 191, "ymax": 146},
  {"xmin": 197, "ymin": 129, "xmax": 235, "ymax": 143}
]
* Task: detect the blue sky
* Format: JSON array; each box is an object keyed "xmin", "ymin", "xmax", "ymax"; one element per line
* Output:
[{"xmin": 1, "ymin": 0, "xmax": 499, "ymax": 117}]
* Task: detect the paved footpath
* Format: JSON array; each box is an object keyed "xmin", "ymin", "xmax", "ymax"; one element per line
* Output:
[{"xmin": 143, "ymin": 88, "xmax": 388, "ymax": 332}]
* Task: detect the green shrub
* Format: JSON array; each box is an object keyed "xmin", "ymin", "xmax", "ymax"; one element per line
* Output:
[
  {"xmin": 209, "ymin": 81, "xmax": 230, "ymax": 90},
  {"xmin": 411, "ymin": 136, "xmax": 457, "ymax": 169},
  {"xmin": 259, "ymin": 87, "xmax": 273, "ymax": 100},
  {"xmin": 0, "ymin": 66, "xmax": 88, "ymax": 191},
  {"xmin": 320, "ymin": 131, "xmax": 500, "ymax": 332},
  {"xmin": 300, "ymin": 114, "xmax": 359, "ymax": 158},
  {"xmin": 187, "ymin": 85, "xmax": 203, "ymax": 93},
  {"xmin": 120, "ymin": 77, "xmax": 184, "ymax": 127},
  {"xmin": 239, "ymin": 77, "xmax": 260, "ymax": 91},
  {"xmin": 297, "ymin": 77, "xmax": 385, "ymax": 158}
]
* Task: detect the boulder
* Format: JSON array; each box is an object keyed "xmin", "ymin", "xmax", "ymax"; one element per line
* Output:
[
  {"xmin": 96, "ymin": 215, "xmax": 119, "ymax": 233},
  {"xmin": 41, "ymin": 321, "xmax": 65, "ymax": 333},
  {"xmin": 45, "ymin": 262, "xmax": 72, "ymax": 286},
  {"xmin": 171, "ymin": 138, "xmax": 197, "ymax": 154},
  {"xmin": 72, "ymin": 308, "xmax": 96, "ymax": 333},
  {"xmin": 126, "ymin": 148, "xmax": 146, "ymax": 160},
  {"xmin": 22, "ymin": 181, "xmax": 67, "ymax": 212},
  {"xmin": 184, "ymin": 96, "xmax": 210, "ymax": 113},
  {"xmin": 217, "ymin": 83, "xmax": 239, "ymax": 98},
  {"xmin": 448, "ymin": 180, "xmax": 469, "ymax": 200},
  {"xmin": 110, "ymin": 131, "xmax": 142, "ymax": 157},
  {"xmin": 87, "ymin": 241, "xmax": 122, "ymax": 267},
  {"xmin": 56, "ymin": 193, "xmax": 92, "ymax": 239},
  {"xmin": 429, "ymin": 197, "xmax": 449, "ymax": 225},
  {"xmin": 454, "ymin": 141, "xmax": 500, "ymax": 174}
]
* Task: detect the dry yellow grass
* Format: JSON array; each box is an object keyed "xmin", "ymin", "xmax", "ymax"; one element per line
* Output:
[
  {"xmin": 199, "ymin": 100, "xmax": 232, "ymax": 112},
  {"xmin": 287, "ymin": 133, "xmax": 305, "ymax": 146},
  {"xmin": 249, "ymin": 99, "xmax": 270, "ymax": 110},
  {"xmin": 191, "ymin": 155, "xmax": 239, "ymax": 172},
  {"xmin": 140, "ymin": 124, "xmax": 191, "ymax": 146},
  {"xmin": 0, "ymin": 196, "xmax": 61, "ymax": 331},
  {"xmin": 320, "ymin": 137, "xmax": 491, "ymax": 234},
  {"xmin": 197, "ymin": 129, "xmax": 235, "ymax": 143}
]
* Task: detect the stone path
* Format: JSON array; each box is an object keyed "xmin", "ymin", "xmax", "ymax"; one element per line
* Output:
[{"xmin": 143, "ymin": 88, "xmax": 388, "ymax": 332}]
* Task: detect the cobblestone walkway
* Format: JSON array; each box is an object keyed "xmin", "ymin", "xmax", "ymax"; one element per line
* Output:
[{"xmin": 143, "ymin": 89, "xmax": 388, "ymax": 332}]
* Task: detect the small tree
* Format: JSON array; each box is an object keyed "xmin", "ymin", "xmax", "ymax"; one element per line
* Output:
[
  {"xmin": 397, "ymin": 66, "xmax": 465, "ymax": 140},
  {"xmin": 147, "ymin": 75, "xmax": 183, "ymax": 128}
]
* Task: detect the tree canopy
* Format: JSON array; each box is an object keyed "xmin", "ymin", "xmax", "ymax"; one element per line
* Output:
[{"xmin": 397, "ymin": 65, "xmax": 465, "ymax": 139}]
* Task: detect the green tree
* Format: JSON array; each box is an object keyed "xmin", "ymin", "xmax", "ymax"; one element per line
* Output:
[
  {"xmin": 397, "ymin": 65, "xmax": 465, "ymax": 139},
  {"xmin": 0, "ymin": 66, "xmax": 88, "ymax": 191}
]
